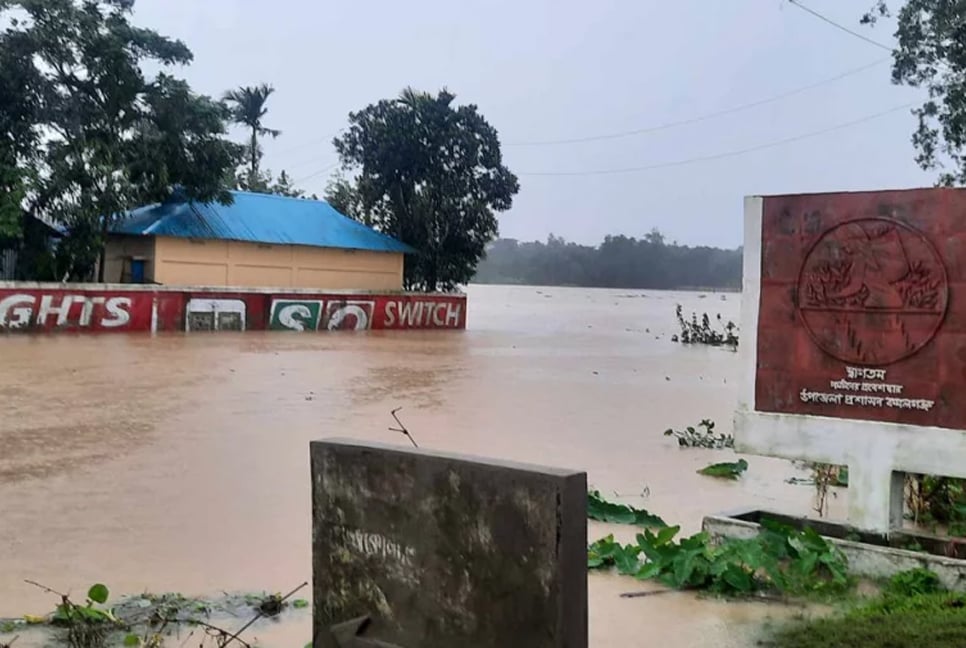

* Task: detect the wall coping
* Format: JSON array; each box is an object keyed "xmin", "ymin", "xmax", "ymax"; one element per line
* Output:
[{"xmin": 0, "ymin": 281, "xmax": 465, "ymax": 298}]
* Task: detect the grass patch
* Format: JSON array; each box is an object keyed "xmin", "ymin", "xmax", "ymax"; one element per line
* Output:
[
  {"xmin": 766, "ymin": 569, "xmax": 961, "ymax": 648},
  {"xmin": 766, "ymin": 592, "xmax": 966, "ymax": 648}
]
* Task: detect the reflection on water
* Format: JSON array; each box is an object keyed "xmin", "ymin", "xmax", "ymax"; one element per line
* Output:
[{"xmin": 0, "ymin": 285, "xmax": 840, "ymax": 647}]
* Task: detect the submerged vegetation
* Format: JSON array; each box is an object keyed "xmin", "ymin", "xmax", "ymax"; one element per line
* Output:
[
  {"xmin": 698, "ymin": 458, "xmax": 748, "ymax": 480},
  {"xmin": 664, "ymin": 419, "xmax": 733, "ymax": 449},
  {"xmin": 671, "ymin": 305, "xmax": 739, "ymax": 348},
  {"xmin": 588, "ymin": 518, "xmax": 849, "ymax": 597},
  {"xmin": 587, "ymin": 490, "xmax": 666, "ymax": 528},
  {"xmin": 1, "ymin": 582, "xmax": 309, "ymax": 648},
  {"xmin": 588, "ymin": 485, "xmax": 966, "ymax": 647}
]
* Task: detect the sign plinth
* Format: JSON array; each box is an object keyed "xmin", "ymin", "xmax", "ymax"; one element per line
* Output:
[
  {"xmin": 737, "ymin": 189, "xmax": 966, "ymax": 532},
  {"xmin": 310, "ymin": 439, "xmax": 587, "ymax": 648}
]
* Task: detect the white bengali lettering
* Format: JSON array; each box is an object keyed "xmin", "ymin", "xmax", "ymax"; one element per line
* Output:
[
  {"xmin": 830, "ymin": 379, "xmax": 861, "ymax": 391},
  {"xmin": 846, "ymin": 366, "xmax": 887, "ymax": 381},
  {"xmin": 343, "ymin": 529, "xmax": 415, "ymax": 568},
  {"xmin": 805, "ymin": 384, "xmax": 934, "ymax": 412},
  {"xmin": 800, "ymin": 390, "xmax": 844, "ymax": 405}
]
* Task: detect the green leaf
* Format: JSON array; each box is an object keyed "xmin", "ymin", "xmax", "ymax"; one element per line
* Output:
[
  {"xmin": 614, "ymin": 548, "xmax": 642, "ymax": 575},
  {"xmin": 588, "ymin": 534, "xmax": 621, "ymax": 569},
  {"xmin": 798, "ymin": 550, "xmax": 819, "ymax": 576},
  {"xmin": 720, "ymin": 564, "xmax": 754, "ymax": 593},
  {"xmin": 292, "ymin": 598, "xmax": 309, "ymax": 609},
  {"xmin": 635, "ymin": 562, "xmax": 662, "ymax": 580},
  {"xmin": 88, "ymin": 584, "xmax": 109, "ymax": 604},
  {"xmin": 697, "ymin": 458, "xmax": 748, "ymax": 480},
  {"xmin": 124, "ymin": 634, "xmax": 140, "ymax": 646},
  {"xmin": 679, "ymin": 532, "xmax": 710, "ymax": 551},
  {"xmin": 587, "ymin": 490, "xmax": 667, "ymax": 527},
  {"xmin": 671, "ymin": 551, "xmax": 702, "ymax": 588},
  {"xmin": 653, "ymin": 525, "xmax": 681, "ymax": 547}
]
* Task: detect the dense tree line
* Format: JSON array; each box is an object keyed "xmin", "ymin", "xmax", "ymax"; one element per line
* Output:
[{"xmin": 473, "ymin": 232, "xmax": 742, "ymax": 290}]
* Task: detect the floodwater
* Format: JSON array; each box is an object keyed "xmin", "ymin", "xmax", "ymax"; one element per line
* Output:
[{"xmin": 0, "ymin": 284, "xmax": 842, "ymax": 647}]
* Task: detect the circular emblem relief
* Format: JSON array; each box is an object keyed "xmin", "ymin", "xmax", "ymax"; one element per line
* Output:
[{"xmin": 796, "ymin": 218, "xmax": 948, "ymax": 366}]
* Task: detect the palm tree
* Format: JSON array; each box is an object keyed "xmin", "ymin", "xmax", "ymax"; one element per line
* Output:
[{"xmin": 223, "ymin": 84, "xmax": 281, "ymax": 179}]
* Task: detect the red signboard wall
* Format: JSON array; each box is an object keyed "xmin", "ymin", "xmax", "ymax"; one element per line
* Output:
[
  {"xmin": 0, "ymin": 285, "xmax": 467, "ymax": 334},
  {"xmin": 755, "ymin": 188, "xmax": 965, "ymax": 430}
]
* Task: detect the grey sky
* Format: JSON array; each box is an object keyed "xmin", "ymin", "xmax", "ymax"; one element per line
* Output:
[{"xmin": 134, "ymin": 0, "xmax": 928, "ymax": 249}]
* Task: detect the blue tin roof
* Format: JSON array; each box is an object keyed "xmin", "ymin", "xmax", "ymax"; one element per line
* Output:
[{"xmin": 111, "ymin": 191, "xmax": 415, "ymax": 254}]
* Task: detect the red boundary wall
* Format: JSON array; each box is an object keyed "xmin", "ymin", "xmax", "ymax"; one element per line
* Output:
[{"xmin": 0, "ymin": 283, "xmax": 467, "ymax": 333}]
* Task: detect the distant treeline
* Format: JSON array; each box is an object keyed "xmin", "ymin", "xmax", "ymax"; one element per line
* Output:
[{"xmin": 472, "ymin": 232, "xmax": 742, "ymax": 290}]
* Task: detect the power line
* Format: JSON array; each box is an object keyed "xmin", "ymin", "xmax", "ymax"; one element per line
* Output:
[
  {"xmin": 272, "ymin": 128, "xmax": 345, "ymax": 159},
  {"xmin": 787, "ymin": 0, "xmax": 894, "ymax": 52},
  {"xmin": 292, "ymin": 162, "xmax": 340, "ymax": 185},
  {"xmin": 504, "ymin": 58, "xmax": 889, "ymax": 147},
  {"xmin": 518, "ymin": 102, "xmax": 914, "ymax": 177}
]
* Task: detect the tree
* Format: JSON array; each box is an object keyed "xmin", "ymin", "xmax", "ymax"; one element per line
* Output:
[
  {"xmin": 0, "ymin": 165, "xmax": 26, "ymax": 241},
  {"xmin": 324, "ymin": 171, "xmax": 368, "ymax": 221},
  {"xmin": 332, "ymin": 88, "xmax": 519, "ymax": 292},
  {"xmin": 0, "ymin": 15, "xmax": 43, "ymax": 243},
  {"xmin": 1, "ymin": 0, "xmax": 242, "ymax": 280},
  {"xmin": 223, "ymin": 83, "xmax": 280, "ymax": 184},
  {"xmin": 862, "ymin": 1, "xmax": 966, "ymax": 184},
  {"xmin": 234, "ymin": 165, "xmax": 307, "ymax": 198},
  {"xmin": 221, "ymin": 84, "xmax": 306, "ymax": 198},
  {"xmin": 268, "ymin": 170, "xmax": 304, "ymax": 198}
]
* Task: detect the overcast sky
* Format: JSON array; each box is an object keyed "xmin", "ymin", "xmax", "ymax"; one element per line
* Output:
[{"xmin": 133, "ymin": 0, "xmax": 929, "ymax": 249}]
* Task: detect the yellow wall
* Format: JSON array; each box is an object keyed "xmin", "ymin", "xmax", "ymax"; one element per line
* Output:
[
  {"xmin": 142, "ymin": 236, "xmax": 403, "ymax": 290},
  {"xmin": 103, "ymin": 236, "xmax": 155, "ymax": 283}
]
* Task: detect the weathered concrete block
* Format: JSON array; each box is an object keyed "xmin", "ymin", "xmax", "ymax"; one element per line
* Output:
[{"xmin": 311, "ymin": 438, "xmax": 587, "ymax": 648}]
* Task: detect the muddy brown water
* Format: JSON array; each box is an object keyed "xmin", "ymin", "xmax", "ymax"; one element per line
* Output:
[{"xmin": 0, "ymin": 285, "xmax": 842, "ymax": 647}]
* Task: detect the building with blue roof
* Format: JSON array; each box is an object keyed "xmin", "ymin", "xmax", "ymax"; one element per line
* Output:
[{"xmin": 104, "ymin": 191, "xmax": 414, "ymax": 290}]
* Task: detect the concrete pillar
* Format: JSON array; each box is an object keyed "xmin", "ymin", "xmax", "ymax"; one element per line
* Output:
[{"xmin": 848, "ymin": 463, "xmax": 905, "ymax": 534}]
